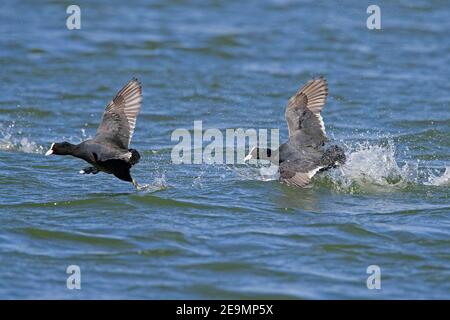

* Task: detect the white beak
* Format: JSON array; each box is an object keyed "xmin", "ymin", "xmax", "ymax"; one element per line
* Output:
[
  {"xmin": 244, "ymin": 154, "xmax": 252, "ymax": 162},
  {"xmin": 45, "ymin": 143, "xmax": 55, "ymax": 156}
]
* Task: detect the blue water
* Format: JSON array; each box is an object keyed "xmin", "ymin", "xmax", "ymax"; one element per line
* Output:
[{"xmin": 0, "ymin": 0, "xmax": 449, "ymax": 299}]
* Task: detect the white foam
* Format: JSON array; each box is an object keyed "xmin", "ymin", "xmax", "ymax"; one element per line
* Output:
[
  {"xmin": 427, "ymin": 167, "xmax": 450, "ymax": 186},
  {"xmin": 323, "ymin": 141, "xmax": 418, "ymax": 192}
]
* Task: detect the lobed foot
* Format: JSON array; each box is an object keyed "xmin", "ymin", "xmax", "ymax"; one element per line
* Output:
[{"xmin": 132, "ymin": 178, "xmax": 149, "ymax": 191}]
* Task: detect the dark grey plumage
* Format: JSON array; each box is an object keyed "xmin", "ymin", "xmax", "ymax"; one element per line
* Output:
[
  {"xmin": 96, "ymin": 78, "xmax": 142, "ymax": 149},
  {"xmin": 245, "ymin": 77, "xmax": 346, "ymax": 187},
  {"xmin": 45, "ymin": 78, "xmax": 144, "ymax": 189}
]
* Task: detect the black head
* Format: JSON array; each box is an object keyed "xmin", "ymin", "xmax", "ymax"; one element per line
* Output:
[{"xmin": 45, "ymin": 142, "xmax": 75, "ymax": 156}]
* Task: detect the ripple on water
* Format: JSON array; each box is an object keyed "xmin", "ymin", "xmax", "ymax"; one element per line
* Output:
[{"xmin": 18, "ymin": 227, "xmax": 134, "ymax": 248}]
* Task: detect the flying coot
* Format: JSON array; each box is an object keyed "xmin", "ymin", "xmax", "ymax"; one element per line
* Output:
[
  {"xmin": 45, "ymin": 78, "xmax": 144, "ymax": 189},
  {"xmin": 244, "ymin": 77, "xmax": 346, "ymax": 187}
]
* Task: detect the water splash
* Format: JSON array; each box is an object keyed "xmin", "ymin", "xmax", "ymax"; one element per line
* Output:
[
  {"xmin": 153, "ymin": 174, "xmax": 168, "ymax": 189},
  {"xmin": 322, "ymin": 141, "xmax": 418, "ymax": 192},
  {"xmin": 137, "ymin": 152, "xmax": 169, "ymax": 192},
  {"xmin": 0, "ymin": 122, "xmax": 44, "ymax": 154},
  {"xmin": 137, "ymin": 176, "xmax": 168, "ymax": 193},
  {"xmin": 426, "ymin": 167, "xmax": 450, "ymax": 186},
  {"xmin": 233, "ymin": 163, "xmax": 279, "ymax": 182}
]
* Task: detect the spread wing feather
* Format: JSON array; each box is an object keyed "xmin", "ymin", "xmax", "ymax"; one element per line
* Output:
[
  {"xmin": 285, "ymin": 77, "xmax": 328, "ymax": 147},
  {"xmin": 95, "ymin": 78, "xmax": 142, "ymax": 149}
]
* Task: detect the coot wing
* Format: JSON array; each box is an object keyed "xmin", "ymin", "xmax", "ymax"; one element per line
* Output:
[
  {"xmin": 279, "ymin": 159, "xmax": 323, "ymax": 188},
  {"xmin": 278, "ymin": 146, "xmax": 324, "ymax": 187},
  {"xmin": 95, "ymin": 78, "xmax": 142, "ymax": 149},
  {"xmin": 285, "ymin": 78, "xmax": 328, "ymax": 147}
]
